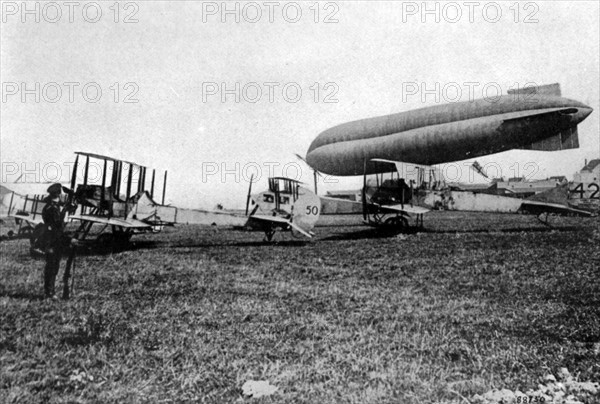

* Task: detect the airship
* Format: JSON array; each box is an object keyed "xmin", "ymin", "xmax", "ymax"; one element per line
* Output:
[{"xmin": 306, "ymin": 83, "xmax": 593, "ymax": 176}]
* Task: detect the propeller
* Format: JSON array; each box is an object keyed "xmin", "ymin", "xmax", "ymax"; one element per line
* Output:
[
  {"xmin": 245, "ymin": 174, "xmax": 254, "ymax": 216},
  {"xmin": 471, "ymin": 160, "xmax": 489, "ymax": 180},
  {"xmin": 362, "ymin": 159, "xmax": 368, "ymax": 221},
  {"xmin": 70, "ymin": 154, "xmax": 79, "ymax": 190}
]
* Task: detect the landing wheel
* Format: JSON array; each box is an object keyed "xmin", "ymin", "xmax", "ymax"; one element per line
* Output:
[
  {"xmin": 97, "ymin": 233, "xmax": 115, "ymax": 249},
  {"xmin": 536, "ymin": 212, "xmax": 555, "ymax": 227},
  {"xmin": 383, "ymin": 216, "xmax": 409, "ymax": 230},
  {"xmin": 19, "ymin": 226, "xmax": 33, "ymax": 236},
  {"xmin": 98, "ymin": 230, "xmax": 132, "ymax": 250},
  {"xmin": 264, "ymin": 229, "xmax": 276, "ymax": 242},
  {"xmin": 113, "ymin": 231, "xmax": 132, "ymax": 245},
  {"xmin": 110, "ymin": 226, "xmax": 132, "ymax": 250}
]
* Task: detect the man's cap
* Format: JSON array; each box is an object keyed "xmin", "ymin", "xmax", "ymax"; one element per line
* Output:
[{"xmin": 47, "ymin": 183, "xmax": 63, "ymax": 196}]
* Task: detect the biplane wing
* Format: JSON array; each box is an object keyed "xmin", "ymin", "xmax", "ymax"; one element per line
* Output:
[
  {"xmin": 376, "ymin": 204, "xmax": 430, "ymax": 216},
  {"xmin": 68, "ymin": 214, "xmax": 153, "ymax": 229},
  {"xmin": 247, "ymin": 214, "xmax": 313, "ymax": 238},
  {"xmin": 8, "ymin": 211, "xmax": 45, "ymax": 225},
  {"xmin": 1, "ymin": 182, "xmax": 67, "ymax": 197},
  {"xmin": 320, "ymin": 197, "xmax": 429, "ymax": 216},
  {"xmin": 519, "ymin": 200, "xmax": 594, "ymax": 217}
]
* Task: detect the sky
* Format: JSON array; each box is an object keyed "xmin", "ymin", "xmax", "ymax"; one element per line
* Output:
[{"xmin": 1, "ymin": 0, "xmax": 599, "ymax": 209}]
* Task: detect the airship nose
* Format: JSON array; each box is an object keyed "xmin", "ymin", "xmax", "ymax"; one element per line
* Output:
[
  {"xmin": 581, "ymin": 105, "xmax": 593, "ymax": 120},
  {"xmin": 573, "ymin": 105, "xmax": 594, "ymax": 125}
]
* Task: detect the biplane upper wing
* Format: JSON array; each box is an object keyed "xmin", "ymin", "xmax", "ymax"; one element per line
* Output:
[
  {"xmin": 1, "ymin": 182, "xmax": 67, "ymax": 197},
  {"xmin": 68, "ymin": 214, "xmax": 152, "ymax": 229},
  {"xmin": 248, "ymin": 214, "xmax": 313, "ymax": 238}
]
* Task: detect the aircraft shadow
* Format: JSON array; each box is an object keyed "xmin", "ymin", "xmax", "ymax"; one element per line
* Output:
[
  {"xmin": 321, "ymin": 228, "xmax": 416, "ymax": 241},
  {"xmin": 37, "ymin": 240, "xmax": 163, "ymax": 257},
  {"xmin": 171, "ymin": 239, "xmax": 310, "ymax": 249},
  {"xmin": 0, "ymin": 290, "xmax": 45, "ymax": 301},
  {"xmin": 83, "ymin": 240, "xmax": 161, "ymax": 255}
]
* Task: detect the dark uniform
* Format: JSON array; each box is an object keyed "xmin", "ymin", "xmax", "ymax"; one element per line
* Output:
[{"xmin": 42, "ymin": 184, "xmax": 64, "ymax": 298}]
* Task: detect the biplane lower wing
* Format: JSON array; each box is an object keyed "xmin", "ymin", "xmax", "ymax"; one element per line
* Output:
[
  {"xmin": 320, "ymin": 197, "xmax": 431, "ymax": 216},
  {"xmin": 247, "ymin": 214, "xmax": 313, "ymax": 238},
  {"xmin": 69, "ymin": 214, "xmax": 152, "ymax": 229},
  {"xmin": 519, "ymin": 200, "xmax": 594, "ymax": 217},
  {"xmin": 377, "ymin": 204, "xmax": 430, "ymax": 215},
  {"xmin": 8, "ymin": 212, "xmax": 44, "ymax": 224},
  {"xmin": 4, "ymin": 212, "xmax": 45, "ymax": 232}
]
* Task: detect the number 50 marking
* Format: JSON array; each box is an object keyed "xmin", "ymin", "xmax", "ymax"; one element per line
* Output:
[{"xmin": 305, "ymin": 206, "xmax": 319, "ymax": 215}]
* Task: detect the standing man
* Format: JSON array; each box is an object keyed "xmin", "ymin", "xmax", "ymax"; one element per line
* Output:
[{"xmin": 42, "ymin": 183, "xmax": 64, "ymax": 299}]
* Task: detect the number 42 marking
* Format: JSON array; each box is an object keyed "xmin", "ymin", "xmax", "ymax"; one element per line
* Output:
[{"xmin": 570, "ymin": 183, "xmax": 599, "ymax": 199}]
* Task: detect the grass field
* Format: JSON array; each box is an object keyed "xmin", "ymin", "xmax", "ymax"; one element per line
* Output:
[{"xmin": 1, "ymin": 212, "xmax": 599, "ymax": 403}]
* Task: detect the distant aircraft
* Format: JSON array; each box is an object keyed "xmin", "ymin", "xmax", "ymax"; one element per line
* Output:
[
  {"xmin": 1, "ymin": 182, "xmax": 70, "ymax": 238},
  {"xmin": 317, "ymin": 159, "xmax": 595, "ymax": 230},
  {"xmin": 306, "ymin": 83, "xmax": 593, "ymax": 176}
]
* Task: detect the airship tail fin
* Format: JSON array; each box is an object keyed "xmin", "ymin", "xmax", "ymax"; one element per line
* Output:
[
  {"xmin": 507, "ymin": 83, "xmax": 561, "ymax": 97},
  {"xmin": 521, "ymin": 126, "xmax": 579, "ymax": 151}
]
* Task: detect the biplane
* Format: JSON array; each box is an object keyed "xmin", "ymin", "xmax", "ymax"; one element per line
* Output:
[
  {"xmin": 66, "ymin": 151, "xmax": 178, "ymax": 246},
  {"xmin": 243, "ymin": 176, "xmax": 321, "ymax": 241},
  {"xmin": 5, "ymin": 152, "xmax": 178, "ymax": 250},
  {"xmin": 318, "ymin": 159, "xmax": 430, "ymax": 230}
]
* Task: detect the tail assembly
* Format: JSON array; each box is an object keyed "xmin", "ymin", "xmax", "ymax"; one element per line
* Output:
[{"xmin": 523, "ymin": 125, "xmax": 580, "ymax": 151}]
